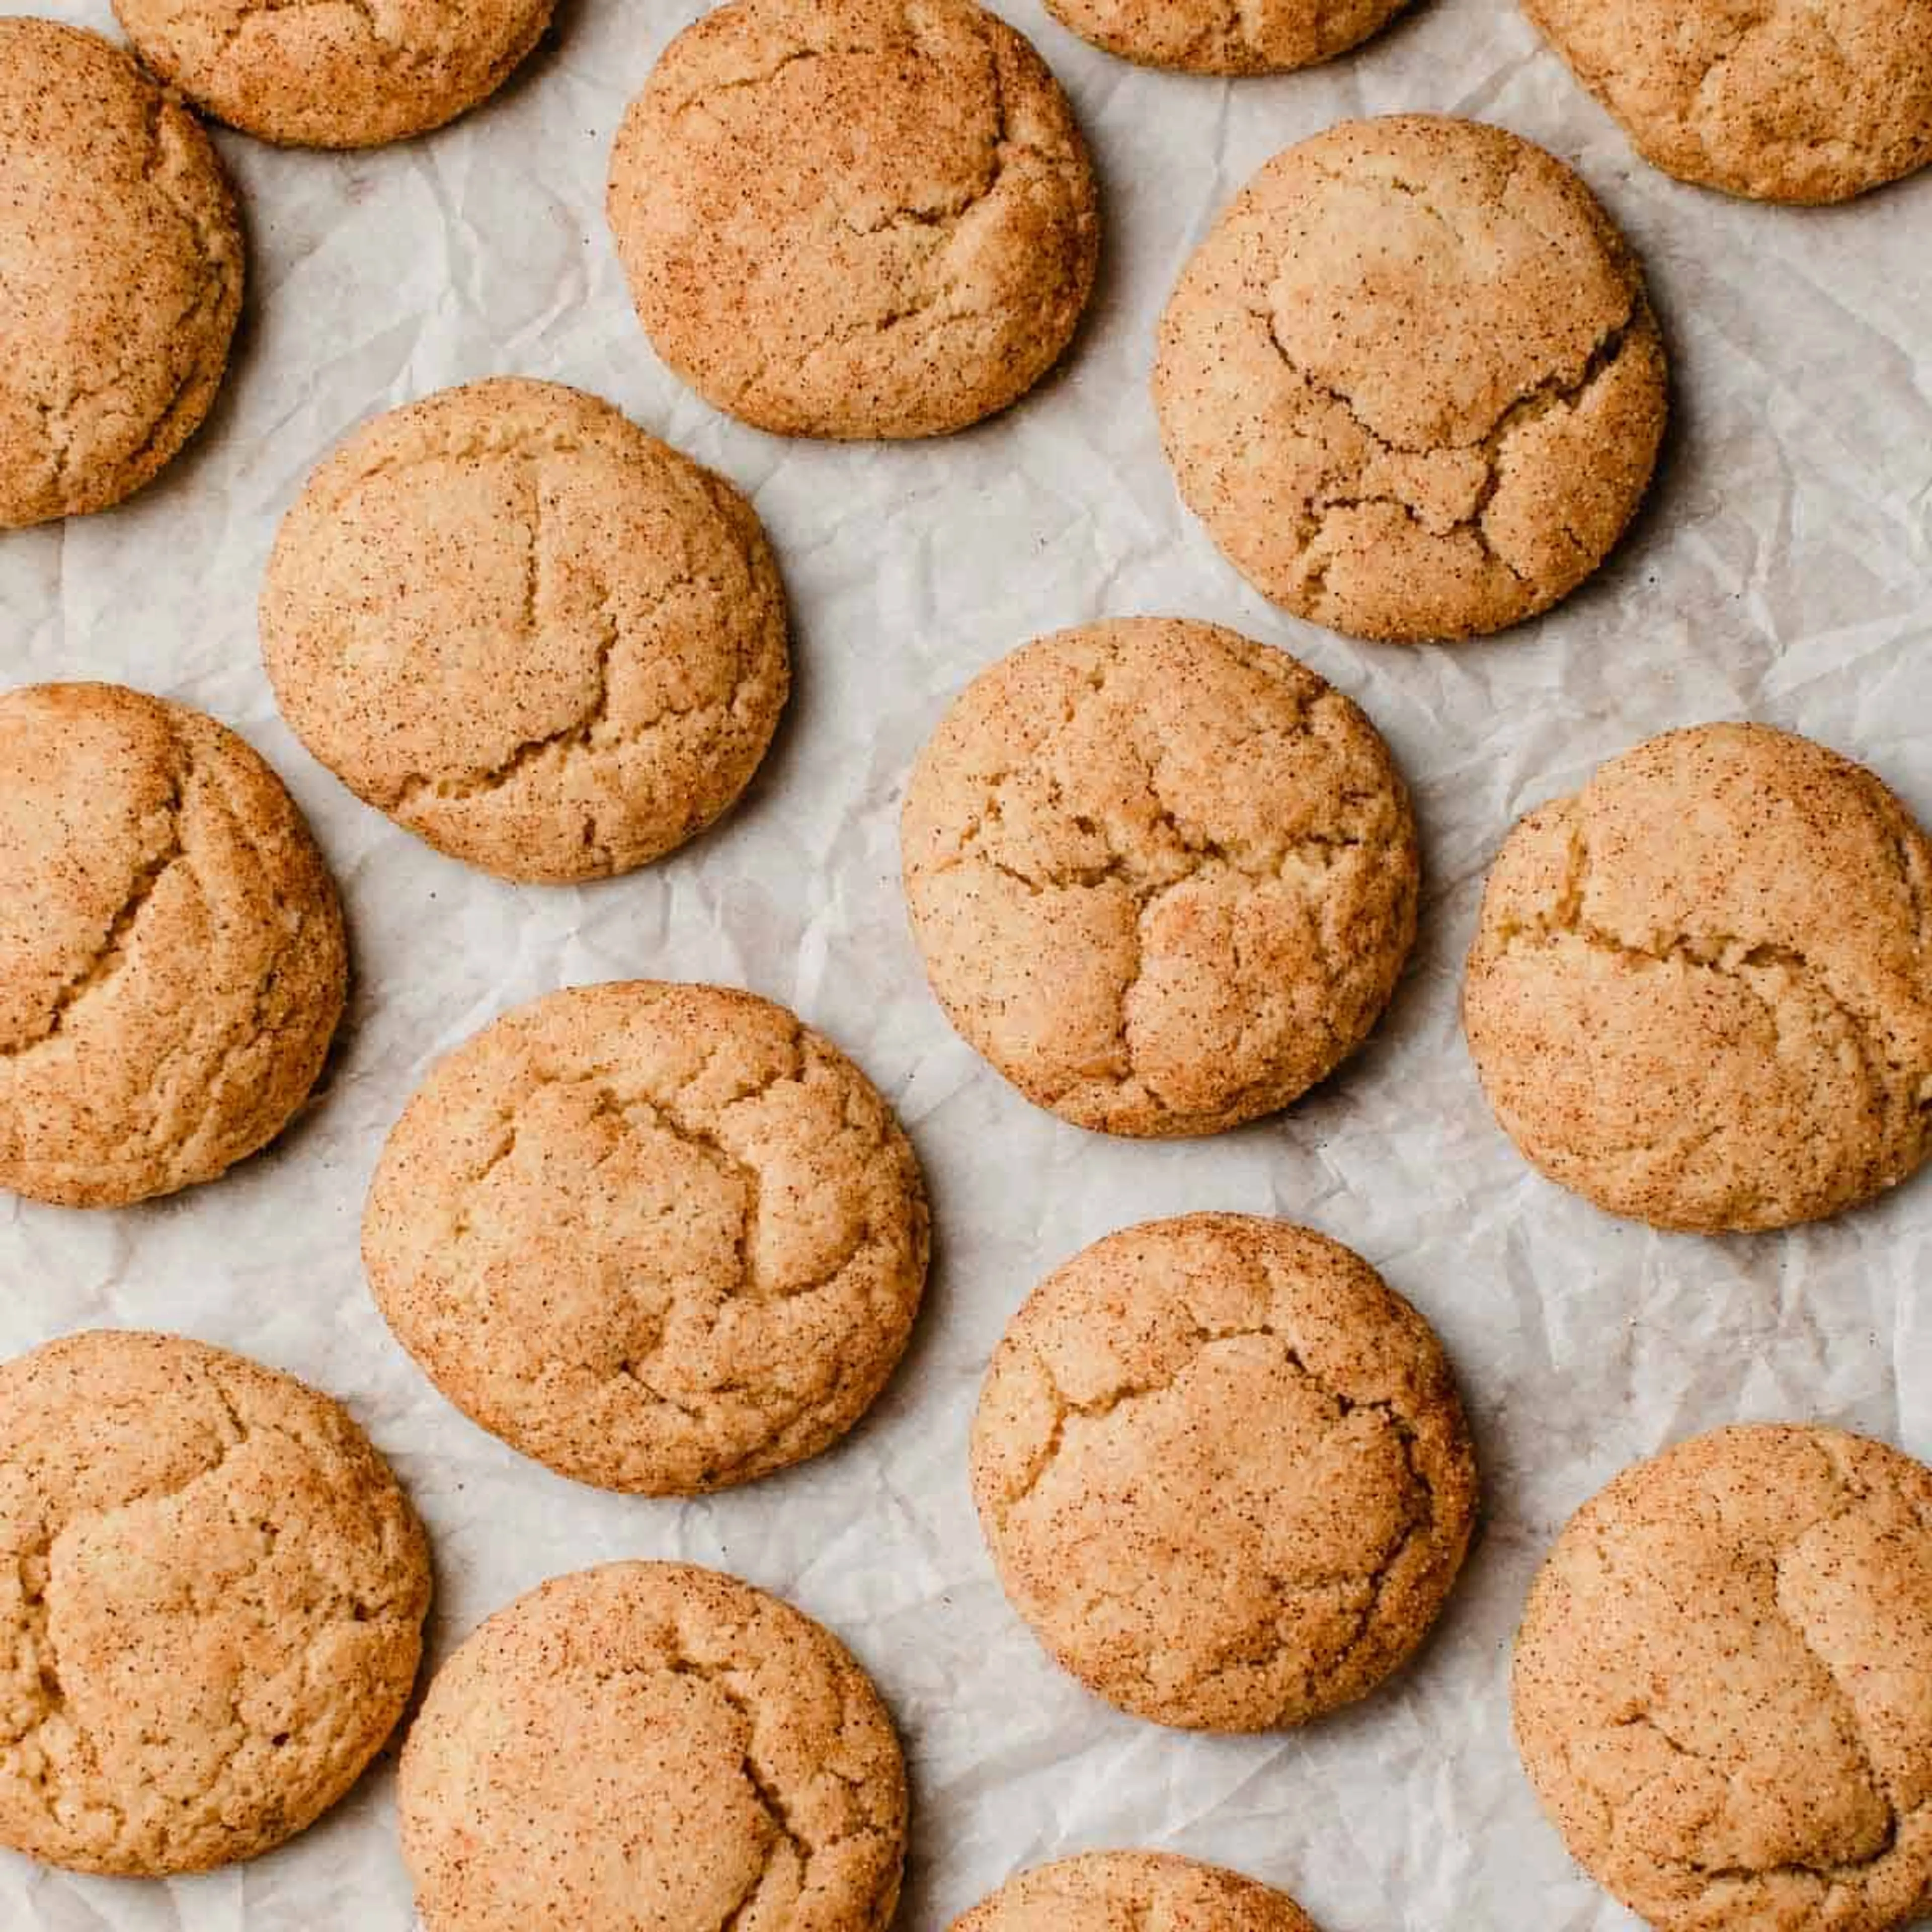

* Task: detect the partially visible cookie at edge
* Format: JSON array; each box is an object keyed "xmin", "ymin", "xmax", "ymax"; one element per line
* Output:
[
  {"xmin": 971, "ymin": 1214, "xmax": 1479, "ymax": 1731},
  {"xmin": 399, "ymin": 1561, "xmax": 907, "ymax": 1932},
  {"xmin": 365, "ymin": 981, "xmax": 930, "ymax": 1495},
  {"xmin": 0, "ymin": 682, "xmax": 347, "ymax": 1210},
  {"xmin": 1045, "ymin": 0, "xmax": 1407, "ymax": 74},
  {"xmin": 608, "ymin": 0, "xmax": 1100, "ymax": 439},
  {"xmin": 1522, "ymin": 0, "xmax": 1932, "ymax": 204},
  {"xmin": 0, "ymin": 1329, "xmax": 431, "ymax": 1877},
  {"xmin": 1464, "ymin": 722, "xmax": 1932, "ymax": 1233},
  {"xmin": 112, "ymin": 0, "xmax": 559, "ymax": 148},
  {"xmin": 1154, "ymin": 113, "xmax": 1667, "ymax": 643},
  {"xmin": 901, "ymin": 617, "xmax": 1418, "ymax": 1138},
  {"xmin": 261, "ymin": 378, "xmax": 789, "ymax": 884},
  {"xmin": 950, "ymin": 1851, "xmax": 1321, "ymax": 1931},
  {"xmin": 1514, "ymin": 1424, "xmax": 1932, "ymax": 1932},
  {"xmin": 0, "ymin": 19, "xmax": 243, "ymax": 528}
]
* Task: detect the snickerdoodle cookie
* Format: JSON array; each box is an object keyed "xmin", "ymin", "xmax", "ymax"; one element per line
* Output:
[
  {"xmin": 1523, "ymin": 0, "xmax": 1932, "ymax": 204},
  {"xmin": 0, "ymin": 20, "xmax": 243, "ymax": 529},
  {"xmin": 1464, "ymin": 723, "xmax": 1932, "ymax": 1233},
  {"xmin": 901, "ymin": 619, "xmax": 1417, "ymax": 1138},
  {"xmin": 261, "ymin": 379, "xmax": 789, "ymax": 884},
  {"xmin": 971, "ymin": 1214, "xmax": 1478, "ymax": 1731},
  {"xmin": 1514, "ymin": 1424, "xmax": 1932, "ymax": 1932},
  {"xmin": 607, "ymin": 0, "xmax": 1100, "ymax": 439},
  {"xmin": 399, "ymin": 1561, "xmax": 907, "ymax": 1932},
  {"xmin": 0, "ymin": 683, "xmax": 347, "ymax": 1210},
  {"xmin": 113, "ymin": 0, "xmax": 556, "ymax": 148},
  {"xmin": 0, "ymin": 1329, "xmax": 430, "ymax": 1877},
  {"xmin": 951, "ymin": 1852, "xmax": 1320, "ymax": 1931},
  {"xmin": 1154, "ymin": 115, "xmax": 1667, "ymax": 644},
  {"xmin": 1044, "ymin": 0, "xmax": 1405, "ymax": 73},
  {"xmin": 365, "ymin": 981, "xmax": 928, "ymax": 1495}
]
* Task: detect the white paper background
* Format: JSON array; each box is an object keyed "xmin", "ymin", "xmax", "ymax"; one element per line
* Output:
[{"xmin": 5, "ymin": 0, "xmax": 1932, "ymax": 1924}]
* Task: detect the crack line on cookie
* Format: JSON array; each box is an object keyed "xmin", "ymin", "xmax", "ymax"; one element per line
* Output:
[
  {"xmin": 1253, "ymin": 291, "xmax": 1643, "ymax": 596},
  {"xmin": 1493, "ymin": 811, "xmax": 1918, "ymax": 1130},
  {"xmin": 991, "ymin": 1319, "xmax": 1446, "ymax": 1705}
]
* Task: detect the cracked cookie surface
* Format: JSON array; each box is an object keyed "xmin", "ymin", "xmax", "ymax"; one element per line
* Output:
[
  {"xmin": 607, "ymin": 0, "xmax": 1100, "ymax": 439},
  {"xmin": 261, "ymin": 379, "xmax": 790, "ymax": 884},
  {"xmin": 1464, "ymin": 723, "xmax": 1932, "ymax": 1233},
  {"xmin": 0, "ymin": 1329, "xmax": 431, "ymax": 1876},
  {"xmin": 400, "ymin": 1561, "xmax": 907, "ymax": 1932},
  {"xmin": 1524, "ymin": 0, "xmax": 1932, "ymax": 204},
  {"xmin": 365, "ymin": 981, "xmax": 929, "ymax": 1495},
  {"xmin": 0, "ymin": 20, "xmax": 243, "ymax": 530},
  {"xmin": 0, "ymin": 682, "xmax": 347, "ymax": 1209},
  {"xmin": 1514, "ymin": 1425, "xmax": 1932, "ymax": 1932},
  {"xmin": 950, "ymin": 1850, "xmax": 1321, "ymax": 1930},
  {"xmin": 112, "ymin": 0, "xmax": 555, "ymax": 147},
  {"xmin": 1153, "ymin": 114, "xmax": 1667, "ymax": 644},
  {"xmin": 970, "ymin": 1214, "xmax": 1478, "ymax": 1731},
  {"xmin": 901, "ymin": 618, "xmax": 1418, "ymax": 1138},
  {"xmin": 1043, "ymin": 0, "xmax": 1406, "ymax": 74}
]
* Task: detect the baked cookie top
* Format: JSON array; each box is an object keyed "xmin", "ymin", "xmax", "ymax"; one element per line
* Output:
[
  {"xmin": 950, "ymin": 1851, "xmax": 1319, "ymax": 1931},
  {"xmin": 0, "ymin": 19, "xmax": 242, "ymax": 529},
  {"xmin": 607, "ymin": 0, "xmax": 1099, "ymax": 439},
  {"xmin": 1154, "ymin": 114, "xmax": 1667, "ymax": 643},
  {"xmin": 400, "ymin": 1561, "xmax": 907, "ymax": 1932},
  {"xmin": 261, "ymin": 379, "xmax": 789, "ymax": 884},
  {"xmin": 0, "ymin": 683, "xmax": 346, "ymax": 1209},
  {"xmin": 1524, "ymin": 0, "xmax": 1932, "ymax": 204},
  {"xmin": 365, "ymin": 981, "xmax": 929, "ymax": 1495},
  {"xmin": 1514, "ymin": 1424, "xmax": 1932, "ymax": 1932},
  {"xmin": 0, "ymin": 1329, "xmax": 430, "ymax": 1877},
  {"xmin": 113, "ymin": 0, "xmax": 557, "ymax": 148},
  {"xmin": 1044, "ymin": 0, "xmax": 1406, "ymax": 74},
  {"xmin": 901, "ymin": 618, "xmax": 1417, "ymax": 1138},
  {"xmin": 1464, "ymin": 722, "xmax": 1932, "ymax": 1233},
  {"xmin": 971, "ymin": 1214, "xmax": 1478, "ymax": 1731}
]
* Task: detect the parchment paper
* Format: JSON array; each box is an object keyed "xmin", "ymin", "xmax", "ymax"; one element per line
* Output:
[{"xmin": 5, "ymin": 1, "xmax": 1932, "ymax": 1925}]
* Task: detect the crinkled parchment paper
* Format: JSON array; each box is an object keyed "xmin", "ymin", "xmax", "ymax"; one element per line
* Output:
[{"xmin": 4, "ymin": 1, "xmax": 1932, "ymax": 1926}]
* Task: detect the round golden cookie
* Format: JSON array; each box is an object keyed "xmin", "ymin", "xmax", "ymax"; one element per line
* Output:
[
  {"xmin": 950, "ymin": 1852, "xmax": 1320, "ymax": 1932},
  {"xmin": 0, "ymin": 1329, "xmax": 431, "ymax": 1877},
  {"xmin": 0, "ymin": 20, "xmax": 243, "ymax": 530},
  {"xmin": 1514, "ymin": 1424, "xmax": 1932, "ymax": 1932},
  {"xmin": 0, "ymin": 683, "xmax": 347, "ymax": 1210},
  {"xmin": 112, "ymin": 0, "xmax": 556, "ymax": 148},
  {"xmin": 399, "ymin": 1561, "xmax": 907, "ymax": 1932},
  {"xmin": 607, "ymin": 0, "xmax": 1100, "ymax": 440},
  {"xmin": 900, "ymin": 618, "xmax": 1418, "ymax": 1139},
  {"xmin": 971, "ymin": 1214, "xmax": 1479, "ymax": 1732},
  {"xmin": 1523, "ymin": 0, "xmax": 1932, "ymax": 204},
  {"xmin": 261, "ymin": 379, "xmax": 790, "ymax": 885},
  {"xmin": 1464, "ymin": 722, "xmax": 1932, "ymax": 1234},
  {"xmin": 1044, "ymin": 0, "xmax": 1406, "ymax": 73},
  {"xmin": 365, "ymin": 981, "xmax": 929, "ymax": 1495},
  {"xmin": 1153, "ymin": 114, "xmax": 1668, "ymax": 645}
]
